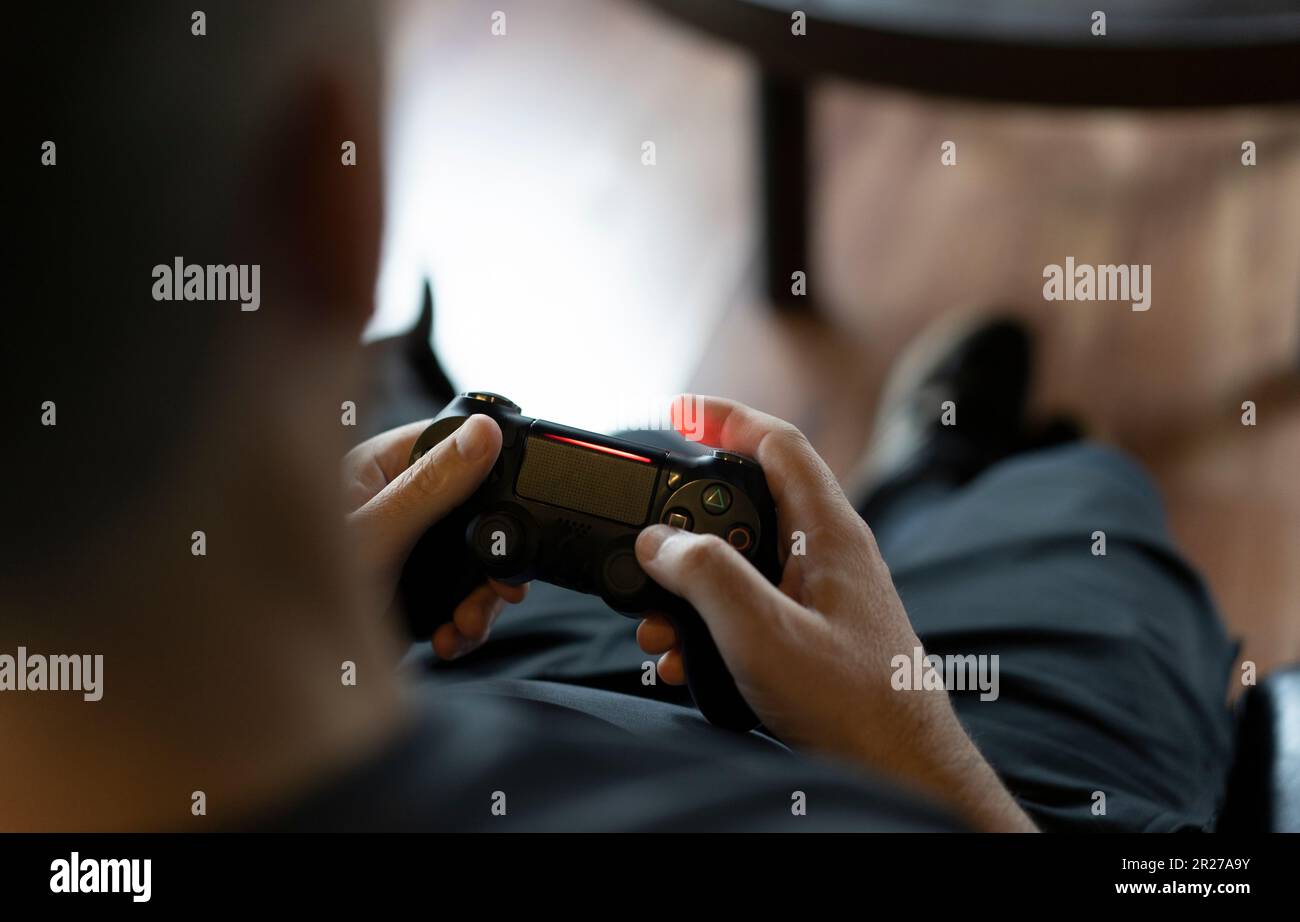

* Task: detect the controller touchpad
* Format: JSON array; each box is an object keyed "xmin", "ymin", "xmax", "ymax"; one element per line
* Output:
[{"xmin": 515, "ymin": 434, "xmax": 658, "ymax": 526}]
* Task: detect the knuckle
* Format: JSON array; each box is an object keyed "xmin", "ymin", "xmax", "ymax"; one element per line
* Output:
[
  {"xmin": 680, "ymin": 533, "xmax": 729, "ymax": 572},
  {"xmin": 406, "ymin": 444, "xmax": 453, "ymax": 498},
  {"xmin": 763, "ymin": 423, "xmax": 817, "ymax": 469},
  {"xmin": 771, "ymin": 421, "xmax": 810, "ymax": 451}
]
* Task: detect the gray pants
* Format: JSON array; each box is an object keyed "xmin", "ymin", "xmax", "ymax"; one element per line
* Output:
[{"xmin": 407, "ymin": 442, "xmax": 1238, "ymax": 832}]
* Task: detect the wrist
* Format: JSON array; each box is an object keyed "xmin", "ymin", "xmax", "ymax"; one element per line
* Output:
[{"xmin": 847, "ymin": 689, "xmax": 1037, "ymax": 832}]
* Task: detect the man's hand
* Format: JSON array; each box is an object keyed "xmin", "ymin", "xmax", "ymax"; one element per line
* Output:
[
  {"xmin": 635, "ymin": 396, "xmax": 1035, "ymax": 832},
  {"xmin": 343, "ymin": 415, "xmax": 527, "ymax": 660}
]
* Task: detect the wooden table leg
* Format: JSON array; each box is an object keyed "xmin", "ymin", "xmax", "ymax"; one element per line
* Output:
[{"xmin": 759, "ymin": 69, "xmax": 812, "ymax": 312}]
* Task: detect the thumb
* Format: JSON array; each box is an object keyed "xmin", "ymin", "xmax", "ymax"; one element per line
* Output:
[
  {"xmin": 634, "ymin": 524, "xmax": 791, "ymax": 662},
  {"xmin": 348, "ymin": 414, "xmax": 501, "ymax": 568}
]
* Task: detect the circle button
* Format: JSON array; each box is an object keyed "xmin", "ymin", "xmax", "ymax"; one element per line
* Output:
[{"xmin": 726, "ymin": 525, "xmax": 754, "ymax": 553}]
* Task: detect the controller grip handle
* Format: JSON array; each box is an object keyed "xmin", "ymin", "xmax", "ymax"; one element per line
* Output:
[
  {"xmin": 668, "ymin": 602, "xmax": 760, "ymax": 732},
  {"xmin": 398, "ymin": 512, "xmax": 481, "ymax": 640}
]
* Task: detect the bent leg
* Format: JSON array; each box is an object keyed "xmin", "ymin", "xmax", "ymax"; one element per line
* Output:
[{"xmin": 876, "ymin": 442, "xmax": 1237, "ymax": 831}]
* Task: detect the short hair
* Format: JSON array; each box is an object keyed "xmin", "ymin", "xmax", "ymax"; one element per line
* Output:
[{"xmin": 7, "ymin": 1, "xmax": 379, "ymax": 581}]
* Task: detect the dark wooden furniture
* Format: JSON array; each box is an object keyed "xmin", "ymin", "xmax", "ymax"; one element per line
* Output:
[{"xmin": 641, "ymin": 0, "xmax": 1300, "ymax": 309}]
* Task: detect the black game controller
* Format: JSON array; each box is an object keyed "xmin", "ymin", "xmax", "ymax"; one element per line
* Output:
[{"xmin": 397, "ymin": 392, "xmax": 782, "ymax": 731}]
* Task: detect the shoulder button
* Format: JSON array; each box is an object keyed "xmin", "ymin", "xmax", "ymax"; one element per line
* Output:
[{"xmin": 464, "ymin": 392, "xmax": 519, "ymax": 409}]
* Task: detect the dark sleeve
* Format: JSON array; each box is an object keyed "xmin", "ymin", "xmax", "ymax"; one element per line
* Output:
[{"xmin": 256, "ymin": 688, "xmax": 962, "ymax": 833}]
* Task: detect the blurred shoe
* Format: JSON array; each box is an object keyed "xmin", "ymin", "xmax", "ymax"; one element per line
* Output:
[{"xmin": 850, "ymin": 313, "xmax": 1041, "ymax": 511}]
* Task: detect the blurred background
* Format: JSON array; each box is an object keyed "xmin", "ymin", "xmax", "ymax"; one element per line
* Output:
[{"xmin": 367, "ymin": 0, "xmax": 1300, "ymax": 680}]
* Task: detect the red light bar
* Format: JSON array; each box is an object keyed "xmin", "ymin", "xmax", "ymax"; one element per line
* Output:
[{"xmin": 544, "ymin": 433, "xmax": 652, "ymax": 464}]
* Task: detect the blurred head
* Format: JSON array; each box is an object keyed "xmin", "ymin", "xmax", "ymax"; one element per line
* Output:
[
  {"xmin": 9, "ymin": 1, "xmax": 383, "ymax": 617},
  {"xmin": 3, "ymin": 0, "xmax": 396, "ymax": 830}
]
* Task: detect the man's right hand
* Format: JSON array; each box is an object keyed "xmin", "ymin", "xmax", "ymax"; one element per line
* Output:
[{"xmin": 634, "ymin": 396, "xmax": 1035, "ymax": 832}]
